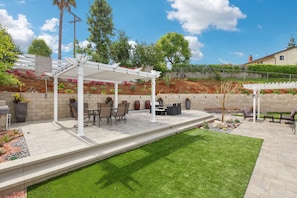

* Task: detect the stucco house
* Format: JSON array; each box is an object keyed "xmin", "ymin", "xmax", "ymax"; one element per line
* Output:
[{"xmin": 246, "ymin": 46, "xmax": 297, "ymax": 65}]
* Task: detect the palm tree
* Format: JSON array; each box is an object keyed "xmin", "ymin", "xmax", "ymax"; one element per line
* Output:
[{"xmin": 52, "ymin": 0, "xmax": 76, "ymax": 60}]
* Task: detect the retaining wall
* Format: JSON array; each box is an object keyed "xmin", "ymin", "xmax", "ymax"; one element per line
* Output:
[{"xmin": 0, "ymin": 92, "xmax": 297, "ymax": 123}]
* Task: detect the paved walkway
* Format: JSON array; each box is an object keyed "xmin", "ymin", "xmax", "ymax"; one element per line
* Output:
[
  {"xmin": 230, "ymin": 119, "xmax": 297, "ymax": 198},
  {"xmin": 9, "ymin": 112, "xmax": 297, "ymax": 198}
]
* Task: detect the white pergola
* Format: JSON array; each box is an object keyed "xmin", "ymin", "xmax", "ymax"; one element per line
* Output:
[
  {"xmin": 243, "ymin": 81, "xmax": 297, "ymax": 123},
  {"xmin": 15, "ymin": 54, "xmax": 161, "ymax": 136}
]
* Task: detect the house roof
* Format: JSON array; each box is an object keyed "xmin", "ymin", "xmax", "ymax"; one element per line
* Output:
[{"xmin": 245, "ymin": 46, "xmax": 297, "ymax": 65}]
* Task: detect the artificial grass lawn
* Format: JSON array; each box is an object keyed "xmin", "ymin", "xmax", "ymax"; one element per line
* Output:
[{"xmin": 27, "ymin": 129, "xmax": 263, "ymax": 198}]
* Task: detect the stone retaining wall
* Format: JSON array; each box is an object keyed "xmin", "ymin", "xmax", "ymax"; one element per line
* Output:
[{"xmin": 1, "ymin": 92, "xmax": 297, "ymax": 123}]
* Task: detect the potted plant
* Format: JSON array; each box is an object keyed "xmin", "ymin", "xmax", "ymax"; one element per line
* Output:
[
  {"xmin": 12, "ymin": 93, "xmax": 28, "ymax": 122},
  {"xmin": 185, "ymin": 98, "xmax": 191, "ymax": 110}
]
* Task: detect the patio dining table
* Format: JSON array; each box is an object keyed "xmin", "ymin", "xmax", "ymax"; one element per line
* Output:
[{"xmin": 86, "ymin": 108, "xmax": 100, "ymax": 125}]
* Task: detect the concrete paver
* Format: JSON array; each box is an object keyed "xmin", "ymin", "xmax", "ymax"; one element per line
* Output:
[{"xmin": 231, "ymin": 119, "xmax": 297, "ymax": 198}]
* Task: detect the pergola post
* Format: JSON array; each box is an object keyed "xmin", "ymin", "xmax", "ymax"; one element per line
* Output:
[
  {"xmin": 253, "ymin": 89, "xmax": 257, "ymax": 123},
  {"xmin": 257, "ymin": 90, "xmax": 261, "ymax": 120},
  {"xmin": 114, "ymin": 82, "xmax": 118, "ymax": 109},
  {"xmin": 77, "ymin": 64, "xmax": 84, "ymax": 137},
  {"xmin": 151, "ymin": 71, "xmax": 157, "ymax": 122},
  {"xmin": 54, "ymin": 76, "xmax": 58, "ymax": 123}
]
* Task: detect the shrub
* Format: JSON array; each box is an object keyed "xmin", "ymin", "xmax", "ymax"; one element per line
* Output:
[
  {"xmin": 3, "ymin": 134, "xmax": 10, "ymax": 143},
  {"xmin": 58, "ymin": 83, "xmax": 65, "ymax": 90},
  {"xmin": 64, "ymin": 89, "xmax": 74, "ymax": 93},
  {"xmin": 203, "ymin": 121, "xmax": 209, "ymax": 129},
  {"xmin": 0, "ymin": 147, "xmax": 4, "ymax": 155},
  {"xmin": 0, "ymin": 137, "xmax": 5, "ymax": 146},
  {"xmin": 164, "ymin": 74, "xmax": 171, "ymax": 87},
  {"xmin": 130, "ymin": 85, "xmax": 136, "ymax": 91},
  {"xmin": 288, "ymin": 89, "xmax": 297, "ymax": 95}
]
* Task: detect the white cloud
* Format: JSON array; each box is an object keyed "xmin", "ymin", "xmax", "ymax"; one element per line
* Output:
[
  {"xmin": 41, "ymin": 18, "xmax": 59, "ymax": 32},
  {"xmin": 78, "ymin": 40, "xmax": 95, "ymax": 49},
  {"xmin": 184, "ymin": 36, "xmax": 203, "ymax": 60},
  {"xmin": 257, "ymin": 24, "xmax": 262, "ymax": 29},
  {"xmin": 63, "ymin": 43, "xmax": 72, "ymax": 53},
  {"xmin": 0, "ymin": 9, "xmax": 35, "ymax": 52},
  {"xmin": 218, "ymin": 58, "xmax": 229, "ymax": 64},
  {"xmin": 231, "ymin": 51, "xmax": 244, "ymax": 57},
  {"xmin": 38, "ymin": 33, "xmax": 72, "ymax": 55},
  {"xmin": 167, "ymin": 0, "xmax": 246, "ymax": 35},
  {"xmin": 16, "ymin": 0, "xmax": 25, "ymax": 5}
]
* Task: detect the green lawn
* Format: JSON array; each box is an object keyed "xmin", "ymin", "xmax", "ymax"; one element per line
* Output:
[{"xmin": 28, "ymin": 129, "xmax": 263, "ymax": 198}]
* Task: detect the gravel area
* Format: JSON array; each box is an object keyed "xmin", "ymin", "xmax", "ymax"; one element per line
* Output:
[{"xmin": 4, "ymin": 136, "xmax": 30, "ymax": 161}]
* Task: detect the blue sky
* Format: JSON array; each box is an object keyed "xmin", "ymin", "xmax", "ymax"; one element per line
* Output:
[{"xmin": 1, "ymin": 0, "xmax": 297, "ymax": 65}]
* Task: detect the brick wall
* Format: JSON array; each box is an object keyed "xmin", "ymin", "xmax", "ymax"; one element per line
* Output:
[{"xmin": 1, "ymin": 92, "xmax": 296, "ymax": 123}]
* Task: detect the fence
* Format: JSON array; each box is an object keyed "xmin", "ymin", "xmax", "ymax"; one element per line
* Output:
[{"xmin": 169, "ymin": 69, "xmax": 297, "ymax": 82}]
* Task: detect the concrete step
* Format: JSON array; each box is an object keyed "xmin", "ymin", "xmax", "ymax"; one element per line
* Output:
[{"xmin": 0, "ymin": 113, "xmax": 215, "ymax": 196}]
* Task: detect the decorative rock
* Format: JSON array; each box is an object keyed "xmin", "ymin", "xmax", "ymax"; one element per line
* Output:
[
  {"xmin": 213, "ymin": 120, "xmax": 227, "ymax": 129},
  {"xmin": 225, "ymin": 118, "xmax": 234, "ymax": 123}
]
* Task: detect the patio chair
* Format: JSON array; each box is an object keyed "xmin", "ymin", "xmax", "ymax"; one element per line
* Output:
[
  {"xmin": 84, "ymin": 103, "xmax": 93, "ymax": 121},
  {"xmin": 111, "ymin": 103, "xmax": 127, "ymax": 125},
  {"xmin": 69, "ymin": 102, "xmax": 90, "ymax": 121},
  {"xmin": 124, "ymin": 102, "xmax": 130, "ymax": 114},
  {"xmin": 97, "ymin": 102, "xmax": 105, "ymax": 108},
  {"xmin": 69, "ymin": 102, "xmax": 90, "ymax": 127},
  {"xmin": 97, "ymin": 104, "xmax": 112, "ymax": 127},
  {"xmin": 243, "ymin": 107, "xmax": 254, "ymax": 120},
  {"xmin": 280, "ymin": 110, "xmax": 296, "ymax": 123}
]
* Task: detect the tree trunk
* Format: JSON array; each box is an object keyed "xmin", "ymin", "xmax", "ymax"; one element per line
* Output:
[{"xmin": 58, "ymin": 8, "xmax": 64, "ymax": 60}]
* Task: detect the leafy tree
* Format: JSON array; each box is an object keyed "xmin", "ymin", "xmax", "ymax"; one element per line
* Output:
[
  {"xmin": 130, "ymin": 41, "xmax": 167, "ymax": 75},
  {"xmin": 0, "ymin": 25, "xmax": 20, "ymax": 85},
  {"xmin": 156, "ymin": 32, "xmax": 191, "ymax": 66},
  {"xmin": 110, "ymin": 30, "xmax": 131, "ymax": 66},
  {"xmin": 131, "ymin": 42, "xmax": 157, "ymax": 67},
  {"xmin": 87, "ymin": 0, "xmax": 114, "ymax": 64},
  {"xmin": 28, "ymin": 39, "xmax": 52, "ymax": 57},
  {"xmin": 52, "ymin": 0, "xmax": 76, "ymax": 59}
]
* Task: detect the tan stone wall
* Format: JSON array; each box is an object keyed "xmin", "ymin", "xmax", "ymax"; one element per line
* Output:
[{"xmin": 1, "ymin": 92, "xmax": 297, "ymax": 123}]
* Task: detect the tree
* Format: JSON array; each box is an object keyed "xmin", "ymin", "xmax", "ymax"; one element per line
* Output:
[
  {"xmin": 110, "ymin": 30, "xmax": 131, "ymax": 66},
  {"xmin": 156, "ymin": 32, "xmax": 191, "ymax": 66},
  {"xmin": 130, "ymin": 42, "xmax": 167, "ymax": 76},
  {"xmin": 0, "ymin": 24, "xmax": 20, "ymax": 85},
  {"xmin": 28, "ymin": 39, "xmax": 52, "ymax": 57},
  {"xmin": 219, "ymin": 81, "xmax": 239, "ymax": 122},
  {"xmin": 287, "ymin": 35, "xmax": 296, "ymax": 49},
  {"xmin": 87, "ymin": 0, "xmax": 114, "ymax": 64},
  {"xmin": 52, "ymin": 0, "xmax": 76, "ymax": 60}
]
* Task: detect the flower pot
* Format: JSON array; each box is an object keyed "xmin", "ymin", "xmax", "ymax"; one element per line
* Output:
[
  {"xmin": 134, "ymin": 100, "xmax": 140, "ymax": 110},
  {"xmin": 145, "ymin": 100, "xmax": 150, "ymax": 109},
  {"xmin": 185, "ymin": 99, "xmax": 191, "ymax": 110},
  {"xmin": 14, "ymin": 103, "xmax": 27, "ymax": 122}
]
